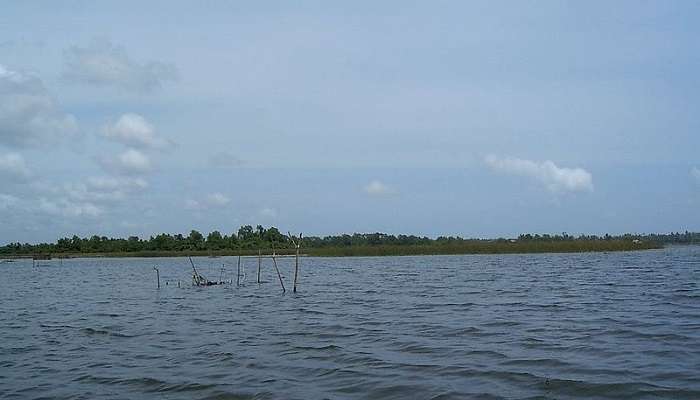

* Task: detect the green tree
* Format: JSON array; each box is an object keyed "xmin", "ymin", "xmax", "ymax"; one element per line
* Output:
[
  {"xmin": 188, "ymin": 230, "xmax": 204, "ymax": 250},
  {"xmin": 264, "ymin": 226, "xmax": 285, "ymax": 243},
  {"xmin": 206, "ymin": 231, "xmax": 224, "ymax": 250},
  {"xmin": 238, "ymin": 225, "xmax": 254, "ymax": 242}
]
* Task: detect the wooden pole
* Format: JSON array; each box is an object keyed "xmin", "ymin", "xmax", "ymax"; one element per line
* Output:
[
  {"xmin": 188, "ymin": 256, "xmax": 199, "ymax": 275},
  {"xmin": 271, "ymin": 248, "xmax": 286, "ymax": 292},
  {"xmin": 293, "ymin": 246, "xmax": 299, "ymax": 293},
  {"xmin": 257, "ymin": 249, "xmax": 262, "ymax": 284},
  {"xmin": 289, "ymin": 232, "xmax": 302, "ymax": 293},
  {"xmin": 154, "ymin": 266, "xmax": 160, "ymax": 289},
  {"xmin": 237, "ymin": 254, "xmax": 241, "ymax": 286}
]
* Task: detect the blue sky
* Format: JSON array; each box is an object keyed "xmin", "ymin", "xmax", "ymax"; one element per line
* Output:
[{"xmin": 1, "ymin": 1, "xmax": 699, "ymax": 243}]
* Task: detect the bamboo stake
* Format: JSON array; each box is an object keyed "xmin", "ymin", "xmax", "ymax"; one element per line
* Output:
[
  {"xmin": 189, "ymin": 256, "xmax": 199, "ymax": 275},
  {"xmin": 190, "ymin": 256, "xmax": 208, "ymax": 286},
  {"xmin": 237, "ymin": 254, "xmax": 241, "ymax": 286},
  {"xmin": 271, "ymin": 246, "xmax": 286, "ymax": 292},
  {"xmin": 289, "ymin": 232, "xmax": 303, "ymax": 293},
  {"xmin": 257, "ymin": 249, "xmax": 262, "ymax": 284},
  {"xmin": 153, "ymin": 266, "xmax": 160, "ymax": 289},
  {"xmin": 294, "ymin": 246, "xmax": 299, "ymax": 292}
]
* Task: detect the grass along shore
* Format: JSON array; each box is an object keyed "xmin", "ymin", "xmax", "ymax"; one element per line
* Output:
[{"xmin": 1, "ymin": 239, "xmax": 661, "ymax": 259}]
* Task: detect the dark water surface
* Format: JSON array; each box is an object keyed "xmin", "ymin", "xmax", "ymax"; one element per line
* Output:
[{"xmin": 1, "ymin": 246, "xmax": 699, "ymax": 399}]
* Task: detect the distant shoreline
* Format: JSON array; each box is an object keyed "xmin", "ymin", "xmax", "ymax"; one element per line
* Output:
[{"xmin": 1, "ymin": 240, "xmax": 663, "ymax": 260}]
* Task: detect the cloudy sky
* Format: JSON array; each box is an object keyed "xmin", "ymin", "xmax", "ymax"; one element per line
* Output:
[{"xmin": 1, "ymin": 1, "xmax": 699, "ymax": 243}]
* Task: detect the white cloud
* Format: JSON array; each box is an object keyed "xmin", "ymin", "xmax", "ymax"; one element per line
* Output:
[
  {"xmin": 0, "ymin": 64, "xmax": 78, "ymax": 147},
  {"xmin": 99, "ymin": 148, "xmax": 152, "ymax": 175},
  {"xmin": 86, "ymin": 176, "xmax": 148, "ymax": 192},
  {"xmin": 185, "ymin": 192, "xmax": 231, "ymax": 210},
  {"xmin": 485, "ymin": 155, "xmax": 593, "ymax": 193},
  {"xmin": 64, "ymin": 177, "xmax": 148, "ymax": 203},
  {"xmin": 184, "ymin": 199, "xmax": 201, "ymax": 210},
  {"xmin": 692, "ymin": 167, "xmax": 700, "ymax": 183},
  {"xmin": 0, "ymin": 193, "xmax": 19, "ymax": 210},
  {"xmin": 38, "ymin": 198, "xmax": 102, "ymax": 218},
  {"xmin": 0, "ymin": 152, "xmax": 31, "ymax": 182},
  {"xmin": 259, "ymin": 207, "xmax": 277, "ymax": 218},
  {"xmin": 63, "ymin": 38, "xmax": 177, "ymax": 92},
  {"xmin": 209, "ymin": 151, "xmax": 244, "ymax": 168},
  {"xmin": 25, "ymin": 176, "xmax": 146, "ymax": 220},
  {"xmin": 363, "ymin": 180, "xmax": 395, "ymax": 196},
  {"xmin": 117, "ymin": 149, "xmax": 152, "ymax": 173},
  {"xmin": 207, "ymin": 192, "xmax": 230, "ymax": 206},
  {"xmin": 120, "ymin": 220, "xmax": 149, "ymax": 230},
  {"xmin": 103, "ymin": 113, "xmax": 173, "ymax": 150}
]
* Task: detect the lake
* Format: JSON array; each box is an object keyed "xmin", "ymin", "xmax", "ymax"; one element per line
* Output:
[{"xmin": 1, "ymin": 246, "xmax": 699, "ymax": 399}]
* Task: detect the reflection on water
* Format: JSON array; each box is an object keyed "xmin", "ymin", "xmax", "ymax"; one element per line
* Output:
[{"xmin": 1, "ymin": 247, "xmax": 699, "ymax": 399}]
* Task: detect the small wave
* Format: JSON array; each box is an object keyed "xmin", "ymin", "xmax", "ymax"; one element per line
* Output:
[
  {"xmin": 500, "ymin": 358, "xmax": 572, "ymax": 368},
  {"xmin": 362, "ymin": 383, "xmax": 433, "ymax": 400},
  {"xmin": 93, "ymin": 312, "xmax": 123, "ymax": 317},
  {"xmin": 464, "ymin": 350, "xmax": 508, "ymax": 359},
  {"xmin": 294, "ymin": 344, "xmax": 343, "ymax": 351},
  {"xmin": 396, "ymin": 342, "xmax": 437, "ymax": 354},
  {"xmin": 202, "ymin": 351, "xmax": 238, "ymax": 362},
  {"xmin": 539, "ymin": 376, "xmax": 700, "ymax": 399},
  {"xmin": 74, "ymin": 374, "xmax": 219, "ymax": 393},
  {"xmin": 317, "ymin": 331, "xmax": 358, "ymax": 339},
  {"xmin": 271, "ymin": 331, "xmax": 315, "ymax": 337},
  {"xmin": 200, "ymin": 389, "xmax": 263, "ymax": 400},
  {"xmin": 40, "ymin": 323, "xmax": 76, "ymax": 330},
  {"xmin": 597, "ymin": 328, "xmax": 691, "ymax": 342},
  {"xmin": 81, "ymin": 327, "xmax": 136, "ymax": 338},
  {"xmin": 1, "ymin": 345, "xmax": 40, "ymax": 355},
  {"xmin": 296, "ymin": 308, "xmax": 325, "ymax": 315},
  {"xmin": 481, "ymin": 320, "xmax": 521, "ymax": 327}
]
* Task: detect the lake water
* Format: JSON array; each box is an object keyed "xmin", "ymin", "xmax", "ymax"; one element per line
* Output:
[{"xmin": 1, "ymin": 246, "xmax": 699, "ymax": 399}]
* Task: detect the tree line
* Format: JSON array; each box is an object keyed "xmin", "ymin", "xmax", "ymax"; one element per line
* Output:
[{"xmin": 0, "ymin": 226, "xmax": 697, "ymax": 256}]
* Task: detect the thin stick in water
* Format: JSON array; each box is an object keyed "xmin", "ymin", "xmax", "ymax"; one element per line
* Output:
[
  {"xmin": 289, "ymin": 232, "xmax": 302, "ymax": 293},
  {"xmin": 294, "ymin": 246, "xmax": 299, "ymax": 293},
  {"xmin": 153, "ymin": 266, "xmax": 160, "ymax": 289},
  {"xmin": 237, "ymin": 254, "xmax": 241, "ymax": 286},
  {"xmin": 271, "ymin": 248, "xmax": 286, "ymax": 292}
]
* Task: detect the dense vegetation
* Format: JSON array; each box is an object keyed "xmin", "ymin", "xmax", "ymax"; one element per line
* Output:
[{"xmin": 0, "ymin": 226, "xmax": 691, "ymax": 258}]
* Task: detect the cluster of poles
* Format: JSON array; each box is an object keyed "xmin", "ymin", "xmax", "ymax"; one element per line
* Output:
[{"xmin": 154, "ymin": 232, "xmax": 303, "ymax": 293}]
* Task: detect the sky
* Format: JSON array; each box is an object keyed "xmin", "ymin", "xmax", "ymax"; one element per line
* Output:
[{"xmin": 1, "ymin": 1, "xmax": 699, "ymax": 243}]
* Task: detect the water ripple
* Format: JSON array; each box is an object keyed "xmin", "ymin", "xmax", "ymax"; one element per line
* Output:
[{"xmin": 1, "ymin": 247, "xmax": 699, "ymax": 399}]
